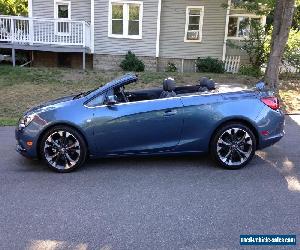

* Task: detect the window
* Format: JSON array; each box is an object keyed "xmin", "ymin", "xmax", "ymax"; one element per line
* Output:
[
  {"xmin": 54, "ymin": 0, "xmax": 71, "ymax": 34},
  {"xmin": 184, "ymin": 6, "xmax": 204, "ymax": 42},
  {"xmin": 109, "ymin": 0, "xmax": 143, "ymax": 39},
  {"xmin": 227, "ymin": 15, "xmax": 265, "ymax": 39},
  {"xmin": 87, "ymin": 93, "xmax": 106, "ymax": 107}
]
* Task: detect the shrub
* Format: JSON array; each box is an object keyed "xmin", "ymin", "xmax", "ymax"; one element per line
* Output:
[
  {"xmin": 120, "ymin": 51, "xmax": 145, "ymax": 72},
  {"xmin": 195, "ymin": 57, "xmax": 225, "ymax": 73},
  {"xmin": 283, "ymin": 29, "xmax": 300, "ymax": 72},
  {"xmin": 165, "ymin": 62, "xmax": 177, "ymax": 72},
  {"xmin": 227, "ymin": 21, "xmax": 270, "ymax": 69},
  {"xmin": 238, "ymin": 65, "xmax": 262, "ymax": 77}
]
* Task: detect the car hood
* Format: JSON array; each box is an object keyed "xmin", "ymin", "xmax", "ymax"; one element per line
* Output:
[{"xmin": 25, "ymin": 94, "xmax": 76, "ymax": 115}]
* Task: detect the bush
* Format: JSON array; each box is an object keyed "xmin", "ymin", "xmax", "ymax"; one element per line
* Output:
[
  {"xmin": 238, "ymin": 65, "xmax": 262, "ymax": 77},
  {"xmin": 227, "ymin": 21, "xmax": 270, "ymax": 69},
  {"xmin": 165, "ymin": 62, "xmax": 177, "ymax": 72},
  {"xmin": 196, "ymin": 57, "xmax": 225, "ymax": 73},
  {"xmin": 120, "ymin": 51, "xmax": 145, "ymax": 72},
  {"xmin": 283, "ymin": 29, "xmax": 300, "ymax": 72}
]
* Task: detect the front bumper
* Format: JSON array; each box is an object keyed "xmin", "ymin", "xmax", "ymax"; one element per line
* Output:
[{"xmin": 15, "ymin": 126, "xmax": 39, "ymax": 159}]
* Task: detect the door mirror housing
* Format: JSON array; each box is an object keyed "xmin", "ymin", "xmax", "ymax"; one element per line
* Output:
[{"xmin": 105, "ymin": 95, "xmax": 118, "ymax": 106}]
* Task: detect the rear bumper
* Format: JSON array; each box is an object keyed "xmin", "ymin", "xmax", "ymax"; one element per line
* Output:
[
  {"xmin": 258, "ymin": 131, "xmax": 284, "ymax": 149},
  {"xmin": 257, "ymin": 108, "xmax": 285, "ymax": 149}
]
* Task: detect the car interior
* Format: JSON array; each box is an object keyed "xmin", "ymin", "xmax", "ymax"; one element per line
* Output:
[{"xmin": 113, "ymin": 77, "xmax": 217, "ymax": 103}]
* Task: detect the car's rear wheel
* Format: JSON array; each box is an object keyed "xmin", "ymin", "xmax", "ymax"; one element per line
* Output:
[
  {"xmin": 210, "ymin": 123, "xmax": 256, "ymax": 170},
  {"xmin": 40, "ymin": 126, "xmax": 87, "ymax": 173}
]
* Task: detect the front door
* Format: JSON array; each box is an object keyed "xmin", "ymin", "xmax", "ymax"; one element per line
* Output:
[{"xmin": 91, "ymin": 97, "xmax": 184, "ymax": 156}]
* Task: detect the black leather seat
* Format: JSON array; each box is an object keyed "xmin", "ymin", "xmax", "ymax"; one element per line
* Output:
[
  {"xmin": 198, "ymin": 77, "xmax": 216, "ymax": 92},
  {"xmin": 160, "ymin": 78, "xmax": 177, "ymax": 99}
]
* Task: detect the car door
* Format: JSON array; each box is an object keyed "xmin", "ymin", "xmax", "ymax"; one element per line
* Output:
[
  {"xmin": 178, "ymin": 93, "xmax": 223, "ymax": 152},
  {"xmin": 90, "ymin": 96, "xmax": 184, "ymax": 156}
]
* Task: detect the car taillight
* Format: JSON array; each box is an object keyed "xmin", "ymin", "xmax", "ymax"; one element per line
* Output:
[{"xmin": 261, "ymin": 96, "xmax": 280, "ymax": 110}]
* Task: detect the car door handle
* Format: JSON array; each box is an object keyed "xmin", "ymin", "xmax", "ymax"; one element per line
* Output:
[{"xmin": 164, "ymin": 110, "xmax": 177, "ymax": 116}]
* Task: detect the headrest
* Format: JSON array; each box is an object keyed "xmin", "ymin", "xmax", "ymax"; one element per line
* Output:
[
  {"xmin": 163, "ymin": 78, "xmax": 176, "ymax": 91},
  {"xmin": 199, "ymin": 77, "xmax": 215, "ymax": 90}
]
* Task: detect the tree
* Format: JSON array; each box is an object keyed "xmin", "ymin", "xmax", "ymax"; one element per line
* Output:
[
  {"xmin": 227, "ymin": 20, "xmax": 270, "ymax": 70},
  {"xmin": 292, "ymin": 5, "xmax": 300, "ymax": 30},
  {"xmin": 264, "ymin": 0, "xmax": 296, "ymax": 89},
  {"xmin": 0, "ymin": 0, "xmax": 28, "ymax": 16},
  {"xmin": 283, "ymin": 29, "xmax": 300, "ymax": 71},
  {"xmin": 230, "ymin": 0, "xmax": 275, "ymax": 15},
  {"xmin": 228, "ymin": 0, "xmax": 298, "ymax": 89}
]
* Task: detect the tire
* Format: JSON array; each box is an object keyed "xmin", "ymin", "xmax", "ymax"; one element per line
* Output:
[
  {"xmin": 210, "ymin": 123, "xmax": 256, "ymax": 170},
  {"xmin": 39, "ymin": 125, "xmax": 87, "ymax": 173}
]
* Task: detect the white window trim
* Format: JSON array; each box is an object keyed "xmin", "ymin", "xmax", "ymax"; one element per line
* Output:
[
  {"xmin": 54, "ymin": 0, "xmax": 71, "ymax": 36},
  {"xmin": 222, "ymin": 0, "xmax": 231, "ymax": 61},
  {"xmin": 184, "ymin": 6, "xmax": 204, "ymax": 43},
  {"xmin": 227, "ymin": 14, "xmax": 266, "ymax": 40},
  {"xmin": 108, "ymin": 0, "xmax": 143, "ymax": 40}
]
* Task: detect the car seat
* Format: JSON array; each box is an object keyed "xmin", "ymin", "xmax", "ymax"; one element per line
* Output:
[
  {"xmin": 198, "ymin": 77, "xmax": 216, "ymax": 92},
  {"xmin": 160, "ymin": 78, "xmax": 177, "ymax": 98}
]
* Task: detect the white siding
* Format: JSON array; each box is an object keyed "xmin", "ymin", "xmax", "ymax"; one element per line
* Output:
[
  {"xmin": 94, "ymin": 0, "xmax": 158, "ymax": 57},
  {"xmin": 159, "ymin": 0, "xmax": 227, "ymax": 59},
  {"xmin": 32, "ymin": 0, "xmax": 91, "ymax": 22}
]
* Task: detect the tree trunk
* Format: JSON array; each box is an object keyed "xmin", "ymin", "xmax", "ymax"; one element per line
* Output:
[{"xmin": 264, "ymin": 0, "xmax": 295, "ymax": 90}]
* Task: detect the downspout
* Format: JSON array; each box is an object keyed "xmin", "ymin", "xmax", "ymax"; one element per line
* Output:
[
  {"xmin": 155, "ymin": 0, "xmax": 162, "ymax": 71},
  {"xmin": 28, "ymin": 0, "xmax": 34, "ymax": 50},
  {"xmin": 91, "ymin": 0, "xmax": 95, "ymax": 54},
  {"xmin": 222, "ymin": 0, "xmax": 231, "ymax": 61},
  {"xmin": 28, "ymin": 0, "xmax": 33, "ymax": 17}
]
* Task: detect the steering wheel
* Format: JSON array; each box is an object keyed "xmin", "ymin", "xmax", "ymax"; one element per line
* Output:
[{"xmin": 120, "ymin": 86, "xmax": 129, "ymax": 102}]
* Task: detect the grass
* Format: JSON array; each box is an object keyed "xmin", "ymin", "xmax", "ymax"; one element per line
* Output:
[
  {"xmin": 0, "ymin": 65, "xmax": 299, "ymax": 126},
  {"xmin": 0, "ymin": 118, "xmax": 18, "ymax": 126},
  {"xmin": 278, "ymin": 74, "xmax": 300, "ymax": 114}
]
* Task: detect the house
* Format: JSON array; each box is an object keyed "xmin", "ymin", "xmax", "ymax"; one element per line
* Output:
[{"xmin": 0, "ymin": 0, "xmax": 266, "ymax": 71}]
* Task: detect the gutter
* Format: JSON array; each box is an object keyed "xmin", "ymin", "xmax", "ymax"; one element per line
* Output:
[{"xmin": 28, "ymin": 0, "xmax": 33, "ymax": 17}]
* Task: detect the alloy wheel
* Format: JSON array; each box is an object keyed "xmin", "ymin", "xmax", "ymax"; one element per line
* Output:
[
  {"xmin": 43, "ymin": 130, "xmax": 81, "ymax": 170},
  {"xmin": 216, "ymin": 128, "xmax": 253, "ymax": 166}
]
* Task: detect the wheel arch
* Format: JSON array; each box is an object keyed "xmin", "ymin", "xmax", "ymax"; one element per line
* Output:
[
  {"xmin": 36, "ymin": 121, "xmax": 90, "ymax": 159},
  {"xmin": 209, "ymin": 117, "xmax": 260, "ymax": 150}
]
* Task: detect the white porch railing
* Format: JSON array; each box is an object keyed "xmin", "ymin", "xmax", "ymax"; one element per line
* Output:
[
  {"xmin": 224, "ymin": 56, "xmax": 240, "ymax": 73},
  {"xmin": 0, "ymin": 15, "xmax": 90, "ymax": 48},
  {"xmin": 279, "ymin": 61, "xmax": 300, "ymax": 74}
]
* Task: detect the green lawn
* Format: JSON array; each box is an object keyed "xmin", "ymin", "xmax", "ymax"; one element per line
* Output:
[{"xmin": 0, "ymin": 65, "xmax": 298, "ymax": 126}]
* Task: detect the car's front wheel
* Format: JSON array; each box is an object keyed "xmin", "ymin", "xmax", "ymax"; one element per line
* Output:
[
  {"xmin": 40, "ymin": 126, "xmax": 87, "ymax": 173},
  {"xmin": 210, "ymin": 123, "xmax": 256, "ymax": 170}
]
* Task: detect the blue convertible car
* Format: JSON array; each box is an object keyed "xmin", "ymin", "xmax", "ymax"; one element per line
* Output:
[{"xmin": 16, "ymin": 74, "xmax": 284, "ymax": 172}]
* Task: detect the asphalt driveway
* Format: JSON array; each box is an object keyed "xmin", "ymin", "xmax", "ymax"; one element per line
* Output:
[{"xmin": 0, "ymin": 116, "xmax": 299, "ymax": 250}]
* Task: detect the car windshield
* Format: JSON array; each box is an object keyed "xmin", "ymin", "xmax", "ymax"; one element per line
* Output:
[
  {"xmin": 83, "ymin": 88, "xmax": 99, "ymax": 96},
  {"xmin": 73, "ymin": 87, "xmax": 100, "ymax": 99},
  {"xmin": 73, "ymin": 74, "xmax": 138, "ymax": 100}
]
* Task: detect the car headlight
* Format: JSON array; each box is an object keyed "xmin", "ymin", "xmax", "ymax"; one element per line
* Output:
[{"xmin": 19, "ymin": 114, "xmax": 35, "ymax": 129}]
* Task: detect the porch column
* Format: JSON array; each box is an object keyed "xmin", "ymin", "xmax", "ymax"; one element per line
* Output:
[
  {"xmin": 12, "ymin": 46, "xmax": 16, "ymax": 67},
  {"xmin": 28, "ymin": 0, "xmax": 34, "ymax": 45},
  {"xmin": 82, "ymin": 51, "xmax": 86, "ymax": 70}
]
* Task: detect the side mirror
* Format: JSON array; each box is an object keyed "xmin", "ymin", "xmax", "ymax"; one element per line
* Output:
[{"xmin": 105, "ymin": 95, "xmax": 118, "ymax": 106}]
